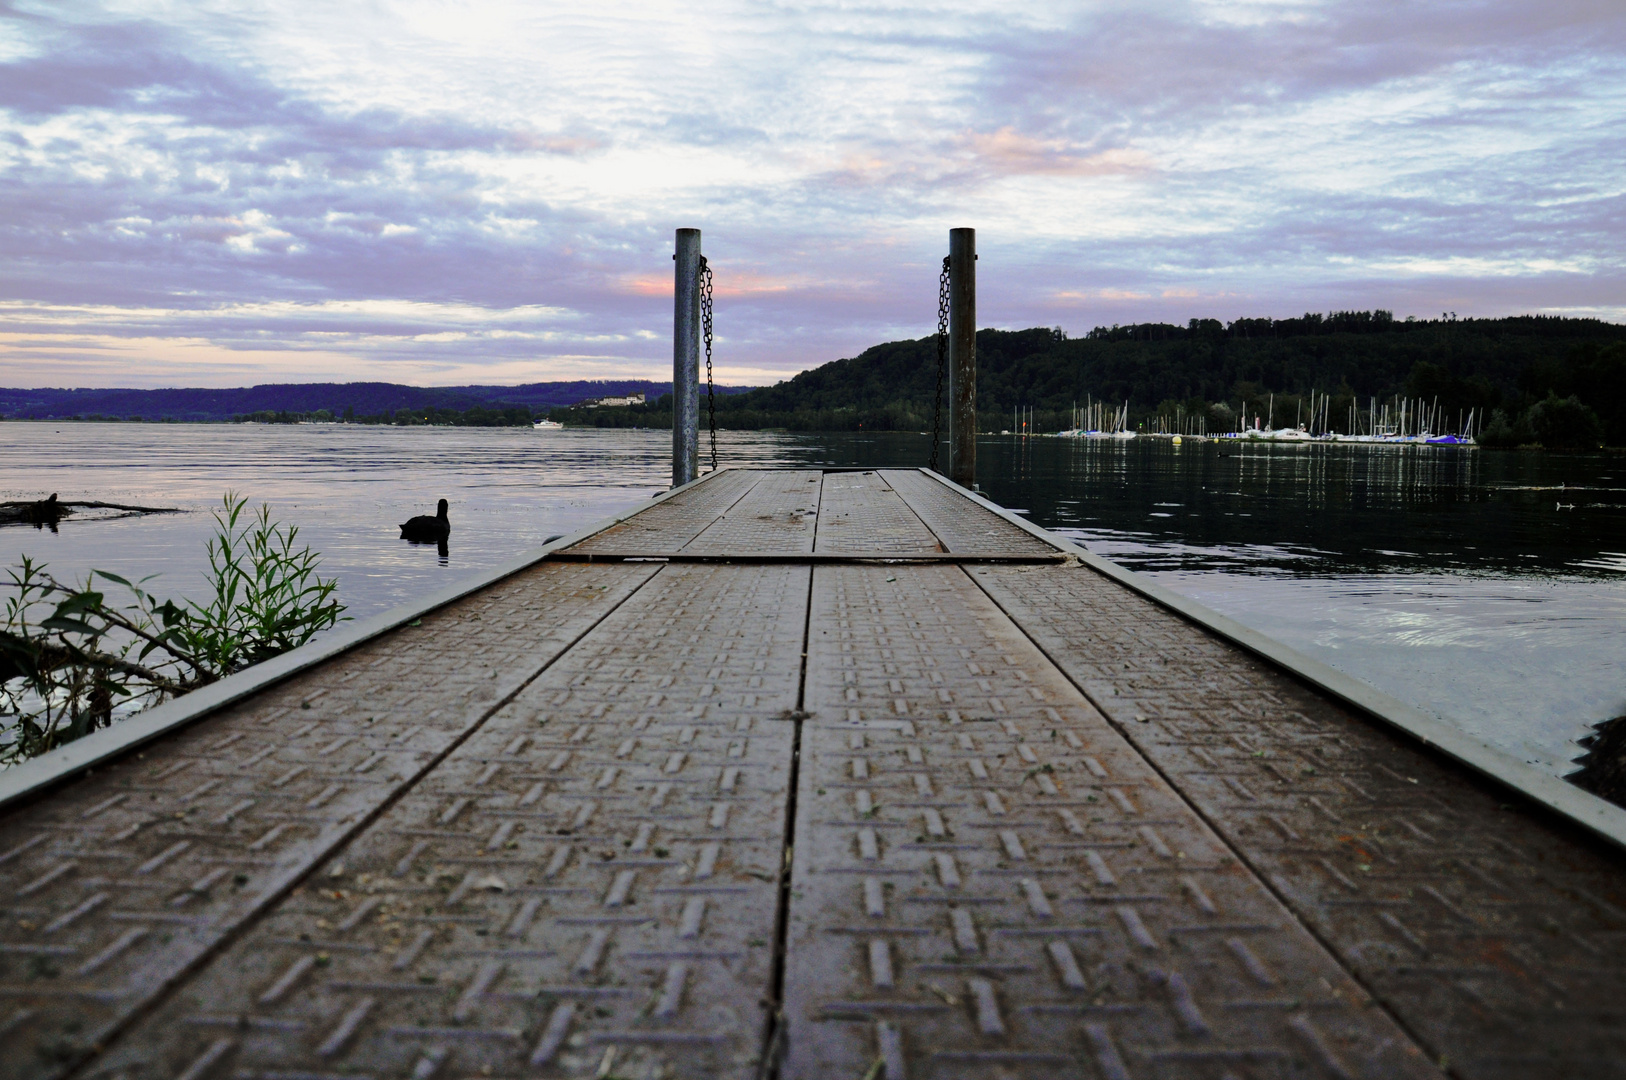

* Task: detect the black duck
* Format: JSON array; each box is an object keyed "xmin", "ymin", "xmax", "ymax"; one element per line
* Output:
[
  {"xmin": 22, "ymin": 493, "xmax": 64, "ymax": 526},
  {"xmin": 400, "ymin": 498, "xmax": 450, "ymax": 542}
]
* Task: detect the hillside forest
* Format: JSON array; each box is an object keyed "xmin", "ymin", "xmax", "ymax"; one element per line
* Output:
[{"xmin": 558, "ymin": 312, "xmax": 1626, "ymax": 449}]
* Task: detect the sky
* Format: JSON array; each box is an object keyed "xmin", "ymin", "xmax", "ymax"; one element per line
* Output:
[{"xmin": 0, "ymin": 0, "xmax": 1622, "ymax": 389}]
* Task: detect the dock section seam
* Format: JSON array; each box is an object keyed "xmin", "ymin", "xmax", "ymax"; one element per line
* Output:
[{"xmin": 756, "ymin": 474, "xmax": 823, "ymax": 1080}]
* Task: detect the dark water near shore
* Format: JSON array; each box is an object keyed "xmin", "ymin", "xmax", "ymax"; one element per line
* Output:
[{"xmin": 4, "ymin": 424, "xmax": 1623, "ymax": 776}]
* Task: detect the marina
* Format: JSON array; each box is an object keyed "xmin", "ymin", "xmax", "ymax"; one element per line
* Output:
[{"xmin": 1047, "ymin": 393, "xmax": 1483, "ymax": 444}]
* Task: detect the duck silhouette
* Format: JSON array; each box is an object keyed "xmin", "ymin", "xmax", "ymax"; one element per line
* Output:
[
  {"xmin": 23, "ymin": 493, "xmax": 63, "ymax": 529},
  {"xmin": 400, "ymin": 499, "xmax": 450, "ymax": 542}
]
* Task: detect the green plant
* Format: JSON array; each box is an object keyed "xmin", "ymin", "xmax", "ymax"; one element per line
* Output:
[
  {"xmin": 182, "ymin": 495, "xmax": 346, "ymax": 671},
  {"xmin": 1477, "ymin": 408, "xmax": 1528, "ymax": 448},
  {"xmin": 1528, "ymin": 393, "xmax": 1604, "ymax": 449},
  {"xmin": 0, "ymin": 494, "xmax": 344, "ymax": 764}
]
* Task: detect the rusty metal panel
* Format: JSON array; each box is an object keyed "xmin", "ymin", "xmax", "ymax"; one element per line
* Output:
[
  {"xmin": 77, "ymin": 563, "xmax": 809, "ymax": 1080},
  {"xmin": 976, "ymin": 562, "xmax": 1626, "ymax": 1078},
  {"xmin": 683, "ymin": 470, "xmax": 821, "ymax": 553},
  {"xmin": 0, "ymin": 562, "xmax": 656, "ymax": 1080},
  {"xmin": 881, "ymin": 469, "xmax": 1056, "ymax": 555},
  {"xmin": 814, "ymin": 471, "xmax": 940, "ymax": 554},
  {"xmin": 780, "ymin": 563, "xmax": 1434, "ymax": 1079},
  {"xmin": 567, "ymin": 469, "xmax": 761, "ymax": 554}
]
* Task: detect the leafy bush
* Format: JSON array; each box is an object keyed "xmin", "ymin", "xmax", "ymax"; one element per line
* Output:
[
  {"xmin": 1527, "ymin": 393, "xmax": 1604, "ymax": 449},
  {"xmin": 0, "ymin": 495, "xmax": 345, "ymax": 764},
  {"xmin": 1478, "ymin": 408, "xmax": 1531, "ymax": 448}
]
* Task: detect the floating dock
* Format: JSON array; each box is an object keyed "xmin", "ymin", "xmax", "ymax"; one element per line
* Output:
[{"xmin": 3, "ymin": 468, "xmax": 1625, "ymax": 1080}]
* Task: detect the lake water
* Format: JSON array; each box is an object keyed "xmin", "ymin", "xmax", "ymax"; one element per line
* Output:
[{"xmin": 5, "ymin": 423, "xmax": 1623, "ymax": 777}]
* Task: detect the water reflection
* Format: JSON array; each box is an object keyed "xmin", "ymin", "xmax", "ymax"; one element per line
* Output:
[
  {"xmin": 965, "ymin": 434, "xmax": 1625, "ymax": 776},
  {"xmin": 981, "ymin": 434, "xmax": 1623, "ymax": 579},
  {"xmin": 2, "ymin": 424, "xmax": 1621, "ymax": 777},
  {"xmin": 399, "ymin": 536, "xmax": 451, "ymax": 564},
  {"xmin": 1, "ymin": 493, "xmax": 67, "ymax": 532}
]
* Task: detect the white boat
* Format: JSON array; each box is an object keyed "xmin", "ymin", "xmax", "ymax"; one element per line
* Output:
[{"xmin": 533, "ymin": 419, "xmax": 564, "ymax": 430}]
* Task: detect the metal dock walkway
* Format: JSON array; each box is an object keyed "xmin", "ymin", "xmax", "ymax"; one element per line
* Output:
[{"xmin": 3, "ymin": 468, "xmax": 1626, "ymax": 1080}]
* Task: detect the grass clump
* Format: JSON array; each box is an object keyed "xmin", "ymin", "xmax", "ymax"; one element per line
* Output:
[{"xmin": 0, "ymin": 494, "xmax": 345, "ymax": 763}]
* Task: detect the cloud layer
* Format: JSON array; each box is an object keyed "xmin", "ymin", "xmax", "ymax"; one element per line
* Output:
[{"xmin": 1, "ymin": 0, "xmax": 1622, "ymax": 387}]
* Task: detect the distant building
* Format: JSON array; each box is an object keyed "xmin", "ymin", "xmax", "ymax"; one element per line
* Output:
[{"xmin": 580, "ymin": 392, "xmax": 646, "ymax": 408}]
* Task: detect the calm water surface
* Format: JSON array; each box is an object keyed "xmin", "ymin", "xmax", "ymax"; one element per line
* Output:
[
  {"xmin": 983, "ymin": 435, "xmax": 1626, "ymax": 777},
  {"xmin": 5, "ymin": 424, "xmax": 1623, "ymax": 776}
]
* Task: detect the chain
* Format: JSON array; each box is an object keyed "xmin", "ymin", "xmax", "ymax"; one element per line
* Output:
[
  {"xmin": 930, "ymin": 255, "xmax": 950, "ymax": 472},
  {"xmin": 700, "ymin": 256, "xmax": 717, "ymax": 471}
]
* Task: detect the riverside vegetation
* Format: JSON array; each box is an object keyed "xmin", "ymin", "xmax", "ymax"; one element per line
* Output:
[
  {"xmin": 0, "ymin": 495, "xmax": 345, "ymax": 764},
  {"xmin": 232, "ymin": 404, "xmax": 538, "ymax": 426},
  {"xmin": 556, "ymin": 312, "xmax": 1626, "ymax": 448}
]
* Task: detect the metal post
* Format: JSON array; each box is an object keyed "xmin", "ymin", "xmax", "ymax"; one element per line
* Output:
[
  {"xmin": 673, "ymin": 228, "xmax": 701, "ymax": 487},
  {"xmin": 948, "ymin": 227, "xmax": 976, "ymax": 488}
]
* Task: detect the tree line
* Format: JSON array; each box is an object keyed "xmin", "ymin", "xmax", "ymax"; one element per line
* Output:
[
  {"xmin": 230, "ymin": 404, "xmax": 537, "ymax": 427},
  {"xmin": 553, "ymin": 314, "xmax": 1626, "ymax": 448}
]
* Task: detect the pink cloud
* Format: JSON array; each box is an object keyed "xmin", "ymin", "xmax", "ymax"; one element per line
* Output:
[{"xmin": 956, "ymin": 128, "xmax": 1155, "ymax": 178}]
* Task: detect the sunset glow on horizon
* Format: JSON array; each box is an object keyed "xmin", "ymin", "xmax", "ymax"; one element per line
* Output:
[{"xmin": 1, "ymin": 1, "xmax": 1622, "ymax": 388}]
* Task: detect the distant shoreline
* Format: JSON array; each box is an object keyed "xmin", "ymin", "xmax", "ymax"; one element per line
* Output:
[
  {"xmin": 7, "ymin": 416, "xmax": 1620, "ymax": 453},
  {"xmin": 0, "ymin": 379, "xmax": 755, "ymax": 426}
]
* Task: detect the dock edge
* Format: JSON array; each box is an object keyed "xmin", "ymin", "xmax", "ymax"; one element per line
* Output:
[
  {"xmin": 0, "ymin": 468, "xmax": 732, "ymax": 814},
  {"xmin": 917, "ymin": 467, "xmax": 1626, "ymax": 855}
]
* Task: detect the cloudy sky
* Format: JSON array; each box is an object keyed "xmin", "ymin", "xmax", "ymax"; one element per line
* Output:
[{"xmin": 1, "ymin": 1, "xmax": 1622, "ymax": 388}]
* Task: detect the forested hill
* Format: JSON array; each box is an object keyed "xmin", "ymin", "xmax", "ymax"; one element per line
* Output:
[
  {"xmin": 564, "ymin": 312, "xmax": 1626, "ymax": 446},
  {"xmin": 0, "ymin": 379, "xmax": 704, "ymax": 422}
]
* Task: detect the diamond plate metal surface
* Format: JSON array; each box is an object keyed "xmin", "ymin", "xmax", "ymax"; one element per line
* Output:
[
  {"xmin": 881, "ymin": 470, "xmax": 1055, "ymax": 555},
  {"xmin": 566, "ymin": 469, "xmax": 761, "ymax": 554},
  {"xmin": 685, "ymin": 471, "xmax": 821, "ymax": 553},
  {"xmin": 814, "ymin": 472, "xmax": 941, "ymax": 554},
  {"xmin": 80, "ymin": 563, "xmax": 809, "ymax": 1080},
  {"xmin": 6, "ymin": 470, "xmax": 1623, "ymax": 1080},
  {"xmin": 976, "ymin": 562, "xmax": 1626, "ymax": 1078},
  {"xmin": 780, "ymin": 563, "xmax": 1434, "ymax": 1079},
  {"xmin": 0, "ymin": 563, "xmax": 655, "ymax": 1080}
]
